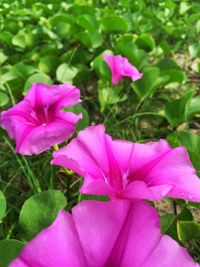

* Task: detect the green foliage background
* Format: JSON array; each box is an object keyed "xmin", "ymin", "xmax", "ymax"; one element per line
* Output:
[{"xmin": 0, "ymin": 0, "xmax": 200, "ymax": 264}]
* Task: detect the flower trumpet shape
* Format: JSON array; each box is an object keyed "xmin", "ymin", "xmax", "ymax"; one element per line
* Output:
[
  {"xmin": 9, "ymin": 200, "xmax": 198, "ymax": 267},
  {"xmin": 0, "ymin": 83, "xmax": 82, "ymax": 155},
  {"xmin": 103, "ymin": 54, "xmax": 142, "ymax": 85},
  {"xmin": 52, "ymin": 124, "xmax": 200, "ymax": 202}
]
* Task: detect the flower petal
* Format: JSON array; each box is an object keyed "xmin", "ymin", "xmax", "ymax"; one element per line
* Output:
[
  {"xmin": 141, "ymin": 235, "xmax": 199, "ymax": 267},
  {"xmin": 9, "ymin": 201, "xmax": 198, "ymax": 267},
  {"xmin": 52, "ymin": 124, "xmax": 109, "ymax": 180},
  {"xmin": 130, "ymin": 141, "xmax": 200, "ymax": 202},
  {"xmin": 52, "ymin": 125, "xmax": 200, "ymax": 202},
  {"xmin": 103, "ymin": 54, "xmax": 142, "ymax": 85},
  {"xmin": 25, "ymin": 83, "xmax": 81, "ymax": 110},
  {"xmin": 72, "ymin": 200, "xmax": 161, "ymax": 267},
  {"xmin": 122, "ymin": 181, "xmax": 173, "ymax": 201},
  {"xmin": 0, "ymin": 100, "xmax": 36, "ymax": 139},
  {"xmin": 9, "ymin": 210, "xmax": 87, "ymax": 267},
  {"xmin": 0, "ymin": 83, "xmax": 82, "ymax": 155},
  {"xmin": 16, "ymin": 112, "xmax": 82, "ymax": 155}
]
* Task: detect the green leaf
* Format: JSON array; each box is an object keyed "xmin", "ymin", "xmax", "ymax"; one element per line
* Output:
[
  {"xmin": 188, "ymin": 44, "xmax": 200, "ymax": 59},
  {"xmin": 102, "ymin": 15, "xmax": 128, "ymax": 32},
  {"xmin": 0, "ymin": 51, "xmax": 7, "ymax": 65},
  {"xmin": 115, "ymin": 35, "xmax": 147, "ymax": 68},
  {"xmin": 0, "ymin": 31, "xmax": 13, "ymax": 45},
  {"xmin": 12, "ymin": 31, "xmax": 36, "ymax": 49},
  {"xmin": 98, "ymin": 81, "xmax": 127, "ymax": 112},
  {"xmin": 160, "ymin": 214, "xmax": 175, "ymax": 233},
  {"xmin": 0, "ymin": 91, "xmax": 9, "ymax": 107},
  {"xmin": 132, "ymin": 67, "xmax": 162, "ymax": 100},
  {"xmin": 24, "ymin": 73, "xmax": 52, "ymax": 93},
  {"xmin": 19, "ymin": 190, "xmax": 67, "ymax": 240},
  {"xmin": 12, "ymin": 31, "xmax": 26, "ymax": 49},
  {"xmin": 167, "ymin": 131, "xmax": 200, "ymax": 155},
  {"xmin": 0, "ymin": 191, "xmax": 6, "ymax": 221},
  {"xmin": 177, "ymin": 221, "xmax": 200, "ymax": 241},
  {"xmin": 187, "ymin": 95, "xmax": 200, "ymax": 118},
  {"xmin": 136, "ymin": 33, "xmax": 155, "ymax": 52},
  {"xmin": 77, "ymin": 14, "xmax": 99, "ymax": 32},
  {"xmin": 11, "ymin": 64, "xmax": 36, "ymax": 79},
  {"xmin": 0, "ymin": 72, "xmax": 18, "ymax": 84},
  {"xmin": 50, "ymin": 14, "xmax": 74, "ymax": 38},
  {"xmin": 65, "ymin": 103, "xmax": 89, "ymax": 131},
  {"xmin": 164, "ymin": 90, "xmax": 194, "ymax": 127},
  {"xmin": 159, "ymin": 40, "xmax": 171, "ymax": 56},
  {"xmin": 179, "ymin": 2, "xmax": 191, "ymax": 15},
  {"xmin": 157, "ymin": 58, "xmax": 180, "ymax": 70},
  {"xmin": 160, "ymin": 69, "xmax": 186, "ymax": 85},
  {"xmin": 78, "ymin": 31, "xmax": 103, "ymax": 49},
  {"xmin": 162, "ymin": 207, "xmax": 193, "ymax": 241},
  {"xmin": 0, "ymin": 240, "xmax": 24, "ymax": 267},
  {"xmin": 56, "ymin": 63, "xmax": 78, "ymax": 83},
  {"xmin": 92, "ymin": 51, "xmax": 111, "ymax": 80},
  {"xmin": 39, "ymin": 56, "xmax": 60, "ymax": 74}
]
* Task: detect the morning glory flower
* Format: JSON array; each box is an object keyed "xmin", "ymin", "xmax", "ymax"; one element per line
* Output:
[
  {"xmin": 9, "ymin": 200, "xmax": 198, "ymax": 267},
  {"xmin": 0, "ymin": 83, "xmax": 82, "ymax": 155},
  {"xmin": 103, "ymin": 54, "xmax": 142, "ymax": 85},
  {"xmin": 52, "ymin": 124, "xmax": 200, "ymax": 202}
]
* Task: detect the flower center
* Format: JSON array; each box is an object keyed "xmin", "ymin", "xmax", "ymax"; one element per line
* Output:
[{"xmin": 30, "ymin": 105, "xmax": 54, "ymax": 126}]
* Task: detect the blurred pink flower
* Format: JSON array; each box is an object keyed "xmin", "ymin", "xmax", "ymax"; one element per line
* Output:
[
  {"xmin": 103, "ymin": 54, "xmax": 142, "ymax": 85},
  {"xmin": 52, "ymin": 124, "xmax": 200, "ymax": 202},
  {"xmin": 9, "ymin": 200, "xmax": 198, "ymax": 267},
  {"xmin": 0, "ymin": 83, "xmax": 82, "ymax": 155}
]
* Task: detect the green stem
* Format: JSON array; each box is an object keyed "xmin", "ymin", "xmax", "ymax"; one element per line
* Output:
[
  {"xmin": 5, "ymin": 83, "xmax": 16, "ymax": 106},
  {"xmin": 111, "ymin": 112, "xmax": 164, "ymax": 129}
]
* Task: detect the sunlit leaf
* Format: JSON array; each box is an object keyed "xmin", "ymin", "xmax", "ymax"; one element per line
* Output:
[
  {"xmin": 56, "ymin": 63, "xmax": 78, "ymax": 83},
  {"xmin": 178, "ymin": 221, "xmax": 200, "ymax": 241},
  {"xmin": 19, "ymin": 190, "xmax": 67, "ymax": 240}
]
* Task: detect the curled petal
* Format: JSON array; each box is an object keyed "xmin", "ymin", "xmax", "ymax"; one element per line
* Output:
[{"xmin": 103, "ymin": 54, "xmax": 142, "ymax": 85}]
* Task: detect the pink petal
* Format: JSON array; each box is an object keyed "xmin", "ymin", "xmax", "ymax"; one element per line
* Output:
[
  {"xmin": 1, "ymin": 100, "xmax": 36, "ymax": 139},
  {"xmin": 9, "ymin": 210, "xmax": 87, "ymax": 267},
  {"xmin": 141, "ymin": 235, "xmax": 199, "ymax": 267},
  {"xmin": 9, "ymin": 201, "xmax": 198, "ymax": 267},
  {"xmin": 103, "ymin": 54, "xmax": 142, "ymax": 85},
  {"xmin": 0, "ymin": 83, "xmax": 82, "ymax": 155},
  {"xmin": 130, "ymin": 141, "xmax": 200, "ymax": 202},
  {"xmin": 72, "ymin": 200, "xmax": 161, "ymax": 267},
  {"xmin": 52, "ymin": 125, "xmax": 200, "ymax": 202},
  {"xmin": 25, "ymin": 83, "xmax": 81, "ymax": 110},
  {"xmin": 8, "ymin": 259, "xmax": 28, "ymax": 267},
  {"xmin": 16, "ymin": 112, "xmax": 82, "ymax": 155},
  {"xmin": 52, "ymin": 124, "xmax": 110, "ymax": 180},
  {"xmin": 123, "ymin": 181, "xmax": 173, "ymax": 201},
  {"xmin": 79, "ymin": 176, "xmax": 117, "ymax": 197}
]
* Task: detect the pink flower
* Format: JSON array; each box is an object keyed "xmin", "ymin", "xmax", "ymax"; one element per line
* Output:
[
  {"xmin": 103, "ymin": 54, "xmax": 142, "ymax": 85},
  {"xmin": 0, "ymin": 83, "xmax": 82, "ymax": 155},
  {"xmin": 9, "ymin": 200, "xmax": 198, "ymax": 267},
  {"xmin": 52, "ymin": 124, "xmax": 200, "ymax": 202}
]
